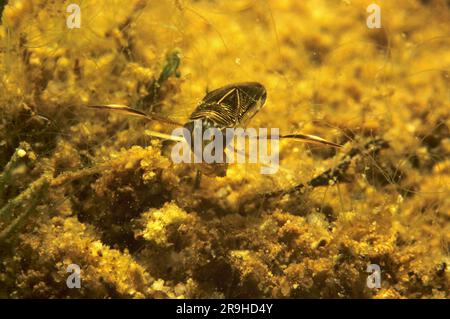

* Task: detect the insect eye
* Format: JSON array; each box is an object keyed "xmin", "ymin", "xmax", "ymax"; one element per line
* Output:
[
  {"xmin": 250, "ymin": 83, "xmax": 266, "ymax": 104},
  {"xmin": 260, "ymin": 90, "xmax": 267, "ymax": 104}
]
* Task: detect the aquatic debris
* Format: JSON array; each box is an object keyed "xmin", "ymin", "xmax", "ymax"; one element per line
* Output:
[
  {"xmin": 270, "ymin": 138, "xmax": 389, "ymax": 196},
  {"xmin": 238, "ymin": 138, "xmax": 390, "ymax": 212},
  {"xmin": 141, "ymin": 50, "xmax": 182, "ymax": 111},
  {"xmin": 0, "ymin": 142, "xmax": 50, "ymax": 243}
]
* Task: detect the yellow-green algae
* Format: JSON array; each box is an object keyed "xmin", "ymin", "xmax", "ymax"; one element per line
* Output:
[{"xmin": 0, "ymin": 0, "xmax": 449, "ymax": 298}]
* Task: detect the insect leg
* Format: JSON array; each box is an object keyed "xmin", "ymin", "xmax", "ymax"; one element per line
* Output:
[
  {"xmin": 194, "ymin": 169, "xmax": 202, "ymax": 190},
  {"xmin": 86, "ymin": 104, "xmax": 183, "ymax": 126},
  {"xmin": 242, "ymin": 131, "xmax": 342, "ymax": 148},
  {"xmin": 280, "ymin": 133, "xmax": 342, "ymax": 148},
  {"xmin": 144, "ymin": 129, "xmax": 185, "ymax": 142}
]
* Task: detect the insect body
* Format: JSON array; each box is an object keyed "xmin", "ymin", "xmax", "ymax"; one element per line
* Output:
[
  {"xmin": 88, "ymin": 81, "xmax": 341, "ymax": 181},
  {"xmin": 89, "ymin": 82, "xmax": 340, "ymax": 148},
  {"xmin": 187, "ymin": 82, "xmax": 267, "ymax": 130},
  {"xmin": 183, "ymin": 82, "xmax": 267, "ymax": 156},
  {"xmin": 86, "ymin": 83, "xmax": 388, "ymax": 205}
]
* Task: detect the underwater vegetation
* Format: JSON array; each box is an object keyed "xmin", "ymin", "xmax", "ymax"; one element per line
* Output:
[{"xmin": 0, "ymin": 0, "xmax": 449, "ymax": 298}]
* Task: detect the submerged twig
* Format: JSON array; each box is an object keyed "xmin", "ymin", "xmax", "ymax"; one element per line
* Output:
[
  {"xmin": 0, "ymin": 174, "xmax": 50, "ymax": 242},
  {"xmin": 239, "ymin": 138, "xmax": 390, "ymax": 212},
  {"xmin": 0, "ymin": 142, "xmax": 31, "ymax": 207},
  {"xmin": 0, "ymin": 143, "xmax": 52, "ymax": 242},
  {"xmin": 50, "ymin": 165, "xmax": 103, "ymax": 188}
]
